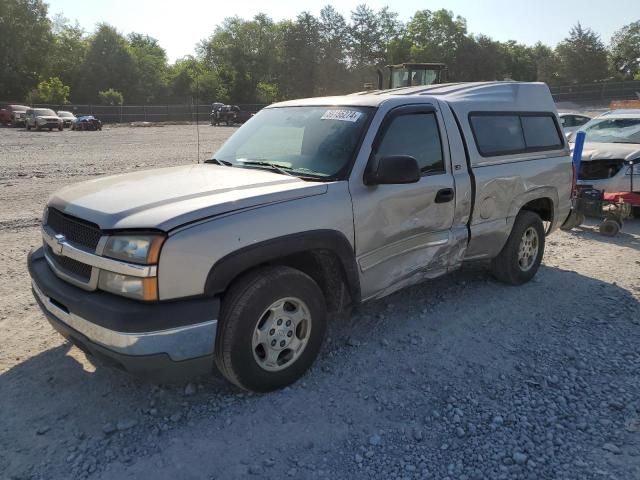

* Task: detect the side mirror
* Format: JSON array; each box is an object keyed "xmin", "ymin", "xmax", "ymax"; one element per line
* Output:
[{"xmin": 366, "ymin": 155, "xmax": 421, "ymax": 185}]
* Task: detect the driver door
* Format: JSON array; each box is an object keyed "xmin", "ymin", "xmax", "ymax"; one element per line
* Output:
[{"xmin": 349, "ymin": 105, "xmax": 456, "ymax": 300}]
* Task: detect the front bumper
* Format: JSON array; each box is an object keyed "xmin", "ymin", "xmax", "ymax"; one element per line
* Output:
[{"xmin": 28, "ymin": 247, "xmax": 219, "ymax": 381}]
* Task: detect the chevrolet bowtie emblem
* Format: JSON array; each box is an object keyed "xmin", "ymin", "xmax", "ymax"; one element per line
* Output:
[{"xmin": 53, "ymin": 234, "xmax": 66, "ymax": 255}]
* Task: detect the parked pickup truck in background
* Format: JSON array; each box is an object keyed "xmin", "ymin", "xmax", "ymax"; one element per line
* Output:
[{"xmin": 28, "ymin": 82, "xmax": 572, "ymax": 392}]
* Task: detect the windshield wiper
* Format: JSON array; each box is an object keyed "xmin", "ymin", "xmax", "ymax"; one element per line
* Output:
[
  {"xmin": 205, "ymin": 158, "xmax": 233, "ymax": 166},
  {"xmin": 236, "ymin": 160, "xmax": 296, "ymax": 177},
  {"xmin": 236, "ymin": 160, "xmax": 329, "ymax": 181}
]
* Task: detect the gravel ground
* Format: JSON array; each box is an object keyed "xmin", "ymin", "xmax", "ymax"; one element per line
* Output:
[{"xmin": 1, "ymin": 125, "xmax": 639, "ymax": 480}]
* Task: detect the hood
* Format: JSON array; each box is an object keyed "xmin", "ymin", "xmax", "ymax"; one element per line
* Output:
[
  {"xmin": 37, "ymin": 115, "xmax": 60, "ymax": 120},
  {"xmin": 48, "ymin": 164, "xmax": 328, "ymax": 231},
  {"xmin": 579, "ymin": 142, "xmax": 640, "ymax": 161}
]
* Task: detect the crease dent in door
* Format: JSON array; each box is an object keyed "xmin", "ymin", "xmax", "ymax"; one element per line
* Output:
[
  {"xmin": 358, "ymin": 230, "xmax": 449, "ymax": 272},
  {"xmin": 361, "ymin": 226, "xmax": 468, "ymax": 301}
]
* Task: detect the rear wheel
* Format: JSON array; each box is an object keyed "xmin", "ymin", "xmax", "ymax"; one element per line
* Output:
[
  {"xmin": 492, "ymin": 210, "xmax": 545, "ymax": 285},
  {"xmin": 599, "ymin": 219, "xmax": 620, "ymax": 237},
  {"xmin": 215, "ymin": 266, "xmax": 327, "ymax": 392}
]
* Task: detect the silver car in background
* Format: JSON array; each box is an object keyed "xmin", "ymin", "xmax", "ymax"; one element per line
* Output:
[{"xmin": 559, "ymin": 112, "xmax": 591, "ymax": 136}]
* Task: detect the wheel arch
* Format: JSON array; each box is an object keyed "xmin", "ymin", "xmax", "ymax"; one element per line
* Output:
[
  {"xmin": 508, "ymin": 187, "xmax": 558, "ymax": 231},
  {"xmin": 205, "ymin": 230, "xmax": 361, "ymax": 311}
]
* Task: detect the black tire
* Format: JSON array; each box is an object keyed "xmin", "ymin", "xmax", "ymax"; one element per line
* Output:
[
  {"xmin": 632, "ymin": 206, "xmax": 640, "ymax": 219},
  {"xmin": 26, "ymin": 124, "xmax": 31, "ymax": 131},
  {"xmin": 58, "ymin": 126, "xmax": 63, "ymax": 131},
  {"xmin": 215, "ymin": 266, "xmax": 327, "ymax": 392},
  {"xmin": 492, "ymin": 210, "xmax": 545, "ymax": 285},
  {"xmin": 599, "ymin": 219, "xmax": 620, "ymax": 237}
]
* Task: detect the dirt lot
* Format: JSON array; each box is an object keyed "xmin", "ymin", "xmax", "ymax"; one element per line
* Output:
[{"xmin": 1, "ymin": 125, "xmax": 639, "ymax": 480}]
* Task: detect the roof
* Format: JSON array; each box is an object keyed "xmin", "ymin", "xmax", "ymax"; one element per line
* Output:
[{"xmin": 270, "ymin": 82, "xmax": 556, "ymax": 112}]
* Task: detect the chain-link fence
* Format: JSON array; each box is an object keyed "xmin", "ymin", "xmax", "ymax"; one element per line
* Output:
[
  {"xmin": 1, "ymin": 103, "xmax": 267, "ymax": 124},
  {"xmin": 550, "ymin": 81, "xmax": 640, "ymax": 105},
  {"xmin": 5, "ymin": 81, "xmax": 640, "ymax": 122}
]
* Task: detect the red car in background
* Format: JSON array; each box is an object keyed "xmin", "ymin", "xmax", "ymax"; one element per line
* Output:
[{"xmin": 0, "ymin": 104, "xmax": 28, "ymax": 126}]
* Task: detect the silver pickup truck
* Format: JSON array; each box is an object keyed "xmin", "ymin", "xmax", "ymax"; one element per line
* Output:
[{"xmin": 28, "ymin": 82, "xmax": 572, "ymax": 392}]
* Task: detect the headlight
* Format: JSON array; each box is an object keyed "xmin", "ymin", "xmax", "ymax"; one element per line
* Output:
[
  {"xmin": 102, "ymin": 234, "xmax": 165, "ymax": 264},
  {"xmin": 98, "ymin": 272, "xmax": 158, "ymax": 301},
  {"xmin": 99, "ymin": 234, "xmax": 165, "ymax": 301}
]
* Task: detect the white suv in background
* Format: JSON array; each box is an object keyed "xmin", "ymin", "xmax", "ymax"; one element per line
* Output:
[{"xmin": 25, "ymin": 108, "xmax": 63, "ymax": 131}]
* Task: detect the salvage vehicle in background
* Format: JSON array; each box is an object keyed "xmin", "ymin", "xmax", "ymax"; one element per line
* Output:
[
  {"xmin": 25, "ymin": 108, "xmax": 63, "ymax": 131},
  {"xmin": 28, "ymin": 82, "xmax": 572, "ymax": 392},
  {"xmin": 211, "ymin": 105, "xmax": 252, "ymax": 126},
  {"xmin": 57, "ymin": 111, "xmax": 76, "ymax": 128},
  {"xmin": 571, "ymin": 109, "xmax": 640, "ymax": 218},
  {"xmin": 573, "ymin": 110, "xmax": 640, "ymax": 194},
  {"xmin": 71, "ymin": 115, "xmax": 102, "ymax": 131},
  {"xmin": 0, "ymin": 104, "xmax": 28, "ymax": 126}
]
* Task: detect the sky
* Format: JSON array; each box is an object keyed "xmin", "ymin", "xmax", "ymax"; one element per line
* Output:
[{"xmin": 47, "ymin": 0, "xmax": 640, "ymax": 62}]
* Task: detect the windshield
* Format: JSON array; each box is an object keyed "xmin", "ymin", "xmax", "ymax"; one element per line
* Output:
[
  {"xmin": 58, "ymin": 111, "xmax": 73, "ymax": 117},
  {"xmin": 212, "ymin": 106, "xmax": 373, "ymax": 179},
  {"xmin": 582, "ymin": 118, "xmax": 640, "ymax": 144},
  {"xmin": 34, "ymin": 108, "xmax": 56, "ymax": 116}
]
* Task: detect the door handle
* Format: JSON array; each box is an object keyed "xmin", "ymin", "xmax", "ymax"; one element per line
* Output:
[{"xmin": 435, "ymin": 188, "xmax": 454, "ymax": 203}]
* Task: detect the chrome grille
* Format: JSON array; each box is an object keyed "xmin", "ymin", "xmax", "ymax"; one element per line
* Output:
[
  {"xmin": 46, "ymin": 208, "xmax": 102, "ymax": 250},
  {"xmin": 44, "ymin": 245, "xmax": 92, "ymax": 281}
]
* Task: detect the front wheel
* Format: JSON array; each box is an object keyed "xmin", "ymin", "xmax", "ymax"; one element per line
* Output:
[
  {"xmin": 215, "ymin": 266, "xmax": 327, "ymax": 392},
  {"xmin": 492, "ymin": 210, "xmax": 545, "ymax": 285}
]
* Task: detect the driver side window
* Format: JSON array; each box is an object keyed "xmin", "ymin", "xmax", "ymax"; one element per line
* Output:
[{"xmin": 375, "ymin": 112, "xmax": 445, "ymax": 175}]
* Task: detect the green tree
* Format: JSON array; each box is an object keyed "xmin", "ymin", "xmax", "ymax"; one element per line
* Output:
[
  {"xmin": 256, "ymin": 82, "xmax": 279, "ymax": 103},
  {"xmin": 167, "ymin": 56, "xmax": 227, "ymax": 103},
  {"xmin": 455, "ymin": 35, "xmax": 504, "ymax": 81},
  {"xmin": 0, "ymin": 0, "xmax": 51, "ymax": 100},
  {"xmin": 610, "ymin": 21, "xmax": 640, "ymax": 78},
  {"xmin": 556, "ymin": 23, "xmax": 609, "ymax": 83},
  {"xmin": 316, "ymin": 5, "xmax": 349, "ymax": 95},
  {"xmin": 199, "ymin": 14, "xmax": 280, "ymax": 103},
  {"xmin": 279, "ymin": 13, "xmax": 321, "ymax": 99},
  {"xmin": 349, "ymin": 4, "xmax": 387, "ymax": 68},
  {"xmin": 348, "ymin": 5, "xmax": 401, "ymax": 89},
  {"xmin": 77, "ymin": 24, "xmax": 136, "ymax": 102},
  {"xmin": 45, "ymin": 15, "xmax": 87, "ymax": 99},
  {"xmin": 128, "ymin": 33, "xmax": 169, "ymax": 103},
  {"xmin": 98, "ymin": 88, "xmax": 124, "ymax": 105},
  {"xmin": 28, "ymin": 76, "xmax": 70, "ymax": 104},
  {"xmin": 532, "ymin": 42, "xmax": 560, "ymax": 85},
  {"xmin": 499, "ymin": 41, "xmax": 537, "ymax": 81},
  {"xmin": 406, "ymin": 9, "xmax": 468, "ymax": 80}
]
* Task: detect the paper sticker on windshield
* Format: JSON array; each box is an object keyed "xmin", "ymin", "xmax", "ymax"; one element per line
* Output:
[{"xmin": 321, "ymin": 110, "xmax": 362, "ymax": 122}]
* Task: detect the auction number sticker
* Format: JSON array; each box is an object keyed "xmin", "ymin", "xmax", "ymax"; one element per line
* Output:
[{"xmin": 321, "ymin": 109, "xmax": 362, "ymax": 122}]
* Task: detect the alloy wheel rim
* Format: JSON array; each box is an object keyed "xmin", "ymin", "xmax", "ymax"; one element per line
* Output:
[
  {"xmin": 517, "ymin": 226, "xmax": 539, "ymax": 271},
  {"xmin": 252, "ymin": 297, "xmax": 312, "ymax": 372}
]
